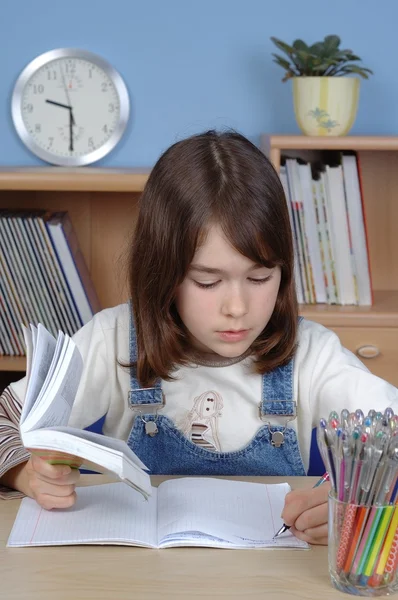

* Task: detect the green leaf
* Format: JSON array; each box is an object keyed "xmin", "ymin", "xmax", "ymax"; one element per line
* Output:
[
  {"xmin": 272, "ymin": 53, "xmax": 295, "ymax": 71},
  {"xmin": 334, "ymin": 65, "xmax": 373, "ymax": 78},
  {"xmin": 271, "ymin": 38, "xmax": 306, "ymax": 73},
  {"xmin": 340, "ymin": 64, "xmax": 373, "ymax": 73},
  {"xmin": 324, "ymin": 35, "xmax": 341, "ymax": 50},
  {"xmin": 312, "ymin": 62, "xmax": 337, "ymax": 73},
  {"xmin": 319, "ymin": 57, "xmax": 341, "ymax": 67},
  {"xmin": 270, "ymin": 37, "xmax": 295, "ymax": 57},
  {"xmin": 292, "ymin": 39, "xmax": 309, "ymax": 52},
  {"xmin": 344, "ymin": 54, "xmax": 361, "ymax": 61},
  {"xmin": 339, "ymin": 65, "xmax": 373, "ymax": 79},
  {"xmin": 308, "ymin": 42, "xmax": 325, "ymax": 57},
  {"xmin": 323, "ymin": 62, "xmax": 341, "ymax": 76},
  {"xmin": 294, "ymin": 49, "xmax": 311, "ymax": 68},
  {"xmin": 336, "ymin": 49, "xmax": 356, "ymax": 61}
]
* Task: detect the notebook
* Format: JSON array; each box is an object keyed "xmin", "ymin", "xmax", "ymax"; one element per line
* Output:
[{"xmin": 7, "ymin": 477, "xmax": 309, "ymax": 550}]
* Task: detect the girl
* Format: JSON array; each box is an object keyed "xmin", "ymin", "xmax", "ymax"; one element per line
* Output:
[{"xmin": 0, "ymin": 130, "xmax": 397, "ymax": 546}]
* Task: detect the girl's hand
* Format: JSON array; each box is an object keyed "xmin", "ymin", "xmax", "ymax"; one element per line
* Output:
[
  {"xmin": 15, "ymin": 454, "xmax": 80, "ymax": 510},
  {"xmin": 280, "ymin": 481, "xmax": 331, "ymax": 545}
]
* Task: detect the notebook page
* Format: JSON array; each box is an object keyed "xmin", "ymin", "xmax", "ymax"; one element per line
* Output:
[
  {"xmin": 7, "ymin": 483, "xmax": 158, "ymax": 547},
  {"xmin": 157, "ymin": 478, "xmax": 308, "ymax": 548}
]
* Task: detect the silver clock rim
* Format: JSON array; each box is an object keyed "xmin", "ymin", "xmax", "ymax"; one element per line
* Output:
[{"xmin": 11, "ymin": 48, "xmax": 130, "ymax": 167}]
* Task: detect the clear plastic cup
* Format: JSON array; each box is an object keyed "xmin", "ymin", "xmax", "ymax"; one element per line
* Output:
[{"xmin": 328, "ymin": 492, "xmax": 398, "ymax": 596}]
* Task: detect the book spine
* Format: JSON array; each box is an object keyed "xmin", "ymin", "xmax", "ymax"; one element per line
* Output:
[
  {"xmin": 354, "ymin": 155, "xmax": 374, "ymax": 305},
  {"xmin": 57, "ymin": 213, "xmax": 102, "ymax": 315},
  {"xmin": 312, "ymin": 179, "xmax": 331, "ymax": 304},
  {"xmin": 34, "ymin": 214, "xmax": 82, "ymax": 333},
  {"xmin": 285, "ymin": 160, "xmax": 312, "ymax": 303},
  {"xmin": 45, "ymin": 213, "xmax": 101, "ymax": 325},
  {"xmin": 319, "ymin": 173, "xmax": 340, "ymax": 304}
]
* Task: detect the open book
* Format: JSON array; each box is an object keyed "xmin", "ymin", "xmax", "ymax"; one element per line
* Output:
[
  {"xmin": 7, "ymin": 478, "xmax": 309, "ymax": 550},
  {"xmin": 19, "ymin": 323, "xmax": 152, "ymax": 499}
]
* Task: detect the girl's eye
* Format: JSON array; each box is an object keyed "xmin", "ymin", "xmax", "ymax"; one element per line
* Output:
[
  {"xmin": 193, "ymin": 280, "xmax": 220, "ymax": 289},
  {"xmin": 248, "ymin": 275, "xmax": 272, "ymax": 285},
  {"xmin": 193, "ymin": 275, "xmax": 273, "ymax": 289}
]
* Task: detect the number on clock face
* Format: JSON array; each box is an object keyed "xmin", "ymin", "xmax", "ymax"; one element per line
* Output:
[{"xmin": 21, "ymin": 58, "xmax": 121, "ymax": 160}]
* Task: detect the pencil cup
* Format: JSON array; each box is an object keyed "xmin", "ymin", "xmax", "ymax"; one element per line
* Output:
[{"xmin": 328, "ymin": 493, "xmax": 398, "ymax": 596}]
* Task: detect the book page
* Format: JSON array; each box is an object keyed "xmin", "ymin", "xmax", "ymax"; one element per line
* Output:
[
  {"xmin": 59, "ymin": 427, "xmax": 149, "ymax": 469},
  {"xmin": 21, "ymin": 324, "xmax": 33, "ymax": 382},
  {"xmin": 21, "ymin": 427, "xmax": 152, "ymax": 499},
  {"xmin": 7, "ymin": 482, "xmax": 158, "ymax": 548},
  {"xmin": 24, "ymin": 426, "xmax": 148, "ymax": 470},
  {"xmin": 28, "ymin": 330, "xmax": 66, "ymax": 414},
  {"xmin": 21, "ymin": 336, "xmax": 83, "ymax": 433},
  {"xmin": 157, "ymin": 478, "xmax": 308, "ymax": 549},
  {"xmin": 20, "ymin": 324, "xmax": 57, "ymax": 425}
]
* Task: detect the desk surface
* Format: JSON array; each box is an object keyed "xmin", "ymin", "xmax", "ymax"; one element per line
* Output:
[{"xmin": 1, "ymin": 475, "xmax": 349, "ymax": 600}]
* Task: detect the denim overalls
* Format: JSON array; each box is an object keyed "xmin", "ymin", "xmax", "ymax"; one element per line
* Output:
[{"xmin": 126, "ymin": 312, "xmax": 306, "ymax": 476}]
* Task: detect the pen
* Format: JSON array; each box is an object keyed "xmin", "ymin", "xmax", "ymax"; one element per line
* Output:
[
  {"xmin": 317, "ymin": 419, "xmax": 336, "ymax": 489},
  {"xmin": 272, "ymin": 472, "xmax": 330, "ymax": 539}
]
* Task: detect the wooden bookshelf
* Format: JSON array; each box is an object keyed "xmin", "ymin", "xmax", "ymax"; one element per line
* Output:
[
  {"xmin": 1, "ymin": 138, "xmax": 398, "ymax": 386},
  {"xmin": 262, "ymin": 135, "xmax": 398, "ymax": 171},
  {"xmin": 262, "ymin": 135, "xmax": 398, "ymax": 386},
  {"xmin": 0, "ymin": 169, "xmax": 149, "ymax": 317},
  {"xmin": 0, "ymin": 169, "xmax": 148, "ymax": 377},
  {"xmin": 300, "ymin": 290, "xmax": 398, "ymax": 328}
]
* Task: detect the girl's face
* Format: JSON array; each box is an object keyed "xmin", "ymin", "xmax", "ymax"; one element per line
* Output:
[{"xmin": 175, "ymin": 225, "xmax": 281, "ymax": 358}]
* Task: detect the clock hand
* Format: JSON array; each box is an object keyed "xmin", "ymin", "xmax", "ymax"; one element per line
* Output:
[
  {"xmin": 46, "ymin": 99, "xmax": 71, "ymax": 110},
  {"xmin": 59, "ymin": 63, "xmax": 75, "ymax": 125},
  {"xmin": 69, "ymin": 108, "xmax": 74, "ymax": 152},
  {"xmin": 46, "ymin": 99, "xmax": 74, "ymax": 151}
]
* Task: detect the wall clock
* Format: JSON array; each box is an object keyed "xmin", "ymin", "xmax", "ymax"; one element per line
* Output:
[{"xmin": 11, "ymin": 48, "xmax": 130, "ymax": 166}]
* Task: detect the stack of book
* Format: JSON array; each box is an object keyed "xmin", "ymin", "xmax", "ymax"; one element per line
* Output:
[
  {"xmin": 280, "ymin": 153, "xmax": 372, "ymax": 306},
  {"xmin": 0, "ymin": 210, "xmax": 101, "ymax": 357}
]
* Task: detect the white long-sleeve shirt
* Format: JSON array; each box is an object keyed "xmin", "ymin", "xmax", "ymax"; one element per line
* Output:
[{"xmin": 1, "ymin": 303, "xmax": 397, "ymax": 497}]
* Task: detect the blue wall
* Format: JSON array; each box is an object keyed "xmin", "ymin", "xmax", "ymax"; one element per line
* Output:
[{"xmin": 1, "ymin": 0, "xmax": 396, "ymax": 167}]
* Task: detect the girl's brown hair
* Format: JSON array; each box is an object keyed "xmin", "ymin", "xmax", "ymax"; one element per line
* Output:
[{"xmin": 128, "ymin": 130, "xmax": 298, "ymax": 386}]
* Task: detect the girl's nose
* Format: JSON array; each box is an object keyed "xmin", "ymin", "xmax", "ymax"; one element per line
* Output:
[{"xmin": 221, "ymin": 286, "xmax": 248, "ymax": 318}]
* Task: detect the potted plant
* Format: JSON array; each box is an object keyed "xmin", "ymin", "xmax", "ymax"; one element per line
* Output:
[{"xmin": 271, "ymin": 35, "xmax": 373, "ymax": 136}]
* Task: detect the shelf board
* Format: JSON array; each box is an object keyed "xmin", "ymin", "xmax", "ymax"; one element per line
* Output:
[
  {"xmin": 263, "ymin": 135, "xmax": 398, "ymax": 152},
  {"xmin": 299, "ymin": 290, "xmax": 398, "ymax": 328},
  {"xmin": 0, "ymin": 167, "xmax": 150, "ymax": 192},
  {"xmin": 2, "ymin": 137, "xmax": 398, "ymax": 191},
  {"xmin": 0, "ymin": 356, "xmax": 26, "ymax": 372}
]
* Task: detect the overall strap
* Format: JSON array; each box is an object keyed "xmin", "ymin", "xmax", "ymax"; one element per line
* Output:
[
  {"xmin": 259, "ymin": 316, "xmax": 302, "ymax": 419},
  {"xmin": 260, "ymin": 360, "xmax": 296, "ymax": 418},
  {"xmin": 128, "ymin": 304, "xmax": 163, "ymax": 408}
]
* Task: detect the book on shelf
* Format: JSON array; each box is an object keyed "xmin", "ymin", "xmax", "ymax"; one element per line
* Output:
[
  {"xmin": 279, "ymin": 166, "xmax": 305, "ymax": 304},
  {"xmin": 46, "ymin": 212, "xmax": 102, "ymax": 324},
  {"xmin": 285, "ymin": 159, "xmax": 315, "ymax": 304},
  {"xmin": 298, "ymin": 162, "xmax": 327, "ymax": 304},
  {"xmin": 341, "ymin": 155, "xmax": 373, "ymax": 306},
  {"xmin": 279, "ymin": 152, "xmax": 372, "ymax": 306},
  {"xmin": 19, "ymin": 322, "xmax": 152, "ymax": 500},
  {"xmin": 317, "ymin": 173, "xmax": 339, "ymax": 304},
  {"xmin": 0, "ymin": 210, "xmax": 101, "ymax": 357},
  {"xmin": 7, "ymin": 478, "xmax": 309, "ymax": 550},
  {"xmin": 324, "ymin": 163, "xmax": 357, "ymax": 305}
]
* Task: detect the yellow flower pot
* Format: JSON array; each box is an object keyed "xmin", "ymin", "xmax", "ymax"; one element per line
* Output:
[{"xmin": 293, "ymin": 76, "xmax": 360, "ymax": 136}]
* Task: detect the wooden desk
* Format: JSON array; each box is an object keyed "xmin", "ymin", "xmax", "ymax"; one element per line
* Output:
[{"xmin": 1, "ymin": 476, "xmax": 347, "ymax": 600}]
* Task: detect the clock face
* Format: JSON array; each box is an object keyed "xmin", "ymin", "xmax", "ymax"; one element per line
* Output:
[{"xmin": 12, "ymin": 49, "xmax": 130, "ymax": 166}]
